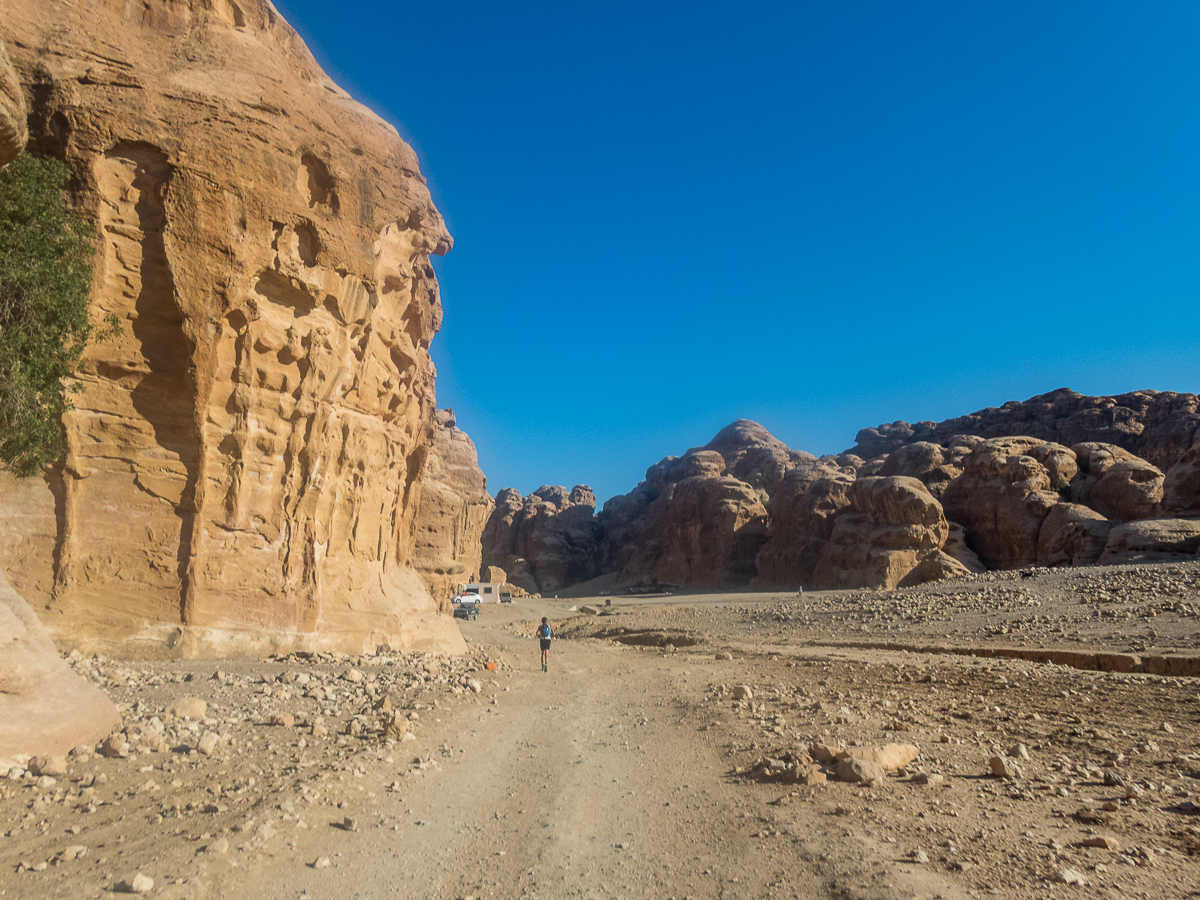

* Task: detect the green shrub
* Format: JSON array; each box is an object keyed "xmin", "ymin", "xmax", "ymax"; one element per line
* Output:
[{"xmin": 0, "ymin": 154, "xmax": 116, "ymax": 475}]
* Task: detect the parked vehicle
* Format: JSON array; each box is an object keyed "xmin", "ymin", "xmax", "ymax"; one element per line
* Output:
[
  {"xmin": 453, "ymin": 603, "xmax": 478, "ymax": 620},
  {"xmin": 452, "ymin": 591, "xmax": 481, "ymax": 605},
  {"xmin": 500, "ymin": 592, "xmax": 513, "ymax": 603}
]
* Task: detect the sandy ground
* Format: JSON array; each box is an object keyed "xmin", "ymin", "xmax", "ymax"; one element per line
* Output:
[{"xmin": 2, "ymin": 561, "xmax": 1198, "ymax": 900}]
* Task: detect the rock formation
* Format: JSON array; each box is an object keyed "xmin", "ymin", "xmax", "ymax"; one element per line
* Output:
[
  {"xmin": 0, "ymin": 38, "xmax": 25, "ymax": 168},
  {"xmin": 480, "ymin": 485, "xmax": 602, "ymax": 594},
  {"xmin": 850, "ymin": 388, "xmax": 1199, "ymax": 472},
  {"xmin": 0, "ymin": 0, "xmax": 463, "ymax": 656},
  {"xmin": 411, "ymin": 410, "xmax": 493, "ymax": 606},
  {"xmin": 501, "ymin": 390, "xmax": 1198, "ymax": 594},
  {"xmin": 811, "ymin": 476, "xmax": 950, "ymax": 590}
]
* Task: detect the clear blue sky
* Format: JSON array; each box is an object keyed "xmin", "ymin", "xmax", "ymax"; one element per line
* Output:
[{"xmin": 273, "ymin": 0, "xmax": 1199, "ymax": 508}]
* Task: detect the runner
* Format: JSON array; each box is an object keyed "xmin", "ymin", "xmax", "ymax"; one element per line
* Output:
[{"xmin": 537, "ymin": 617, "xmax": 555, "ymax": 672}]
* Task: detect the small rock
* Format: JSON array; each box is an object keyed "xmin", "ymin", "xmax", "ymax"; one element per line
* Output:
[
  {"xmin": 342, "ymin": 668, "xmax": 363, "ymax": 683},
  {"xmin": 168, "ymin": 697, "xmax": 207, "ymax": 719},
  {"xmin": 313, "ymin": 856, "xmax": 331, "ymax": 869},
  {"xmin": 1056, "ymin": 867, "xmax": 1087, "ymax": 886},
  {"xmin": 196, "ymin": 732, "xmax": 220, "ymax": 756},
  {"xmin": 269, "ymin": 713, "xmax": 295, "ymax": 728},
  {"xmin": 118, "ymin": 873, "xmax": 154, "ymax": 893},
  {"xmin": 1161, "ymin": 722, "xmax": 1174, "ymax": 734},
  {"xmin": 203, "ymin": 838, "xmax": 229, "ymax": 855},
  {"xmin": 912, "ymin": 849, "xmax": 930, "ymax": 864},
  {"xmin": 988, "ymin": 755, "xmax": 1023, "ymax": 779},
  {"xmin": 100, "ymin": 734, "xmax": 129, "ymax": 758},
  {"xmin": 732, "ymin": 685, "xmax": 753, "ymax": 701},
  {"xmin": 715, "ymin": 652, "xmax": 733, "ymax": 660},
  {"xmin": 467, "ymin": 679, "xmax": 482, "ymax": 694},
  {"xmin": 1125, "ymin": 783, "xmax": 1145, "ymax": 800},
  {"xmin": 1082, "ymin": 836, "xmax": 1120, "ymax": 851},
  {"xmin": 342, "ymin": 816, "xmax": 357, "ymax": 832},
  {"xmin": 29, "ymin": 755, "xmax": 68, "ymax": 777},
  {"xmin": 837, "ymin": 757, "xmax": 886, "ymax": 784}
]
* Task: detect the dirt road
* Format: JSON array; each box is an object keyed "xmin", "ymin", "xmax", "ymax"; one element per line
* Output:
[{"xmin": 3, "ymin": 564, "xmax": 1198, "ymax": 900}]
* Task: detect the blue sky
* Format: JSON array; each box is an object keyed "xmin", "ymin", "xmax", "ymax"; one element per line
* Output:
[{"xmin": 273, "ymin": 0, "xmax": 1200, "ymax": 508}]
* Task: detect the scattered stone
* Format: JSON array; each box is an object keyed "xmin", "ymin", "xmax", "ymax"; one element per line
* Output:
[
  {"xmin": 988, "ymin": 755, "xmax": 1023, "ymax": 779},
  {"xmin": 117, "ymin": 873, "xmax": 154, "ymax": 893},
  {"xmin": 168, "ymin": 697, "xmax": 207, "ymax": 719},
  {"xmin": 196, "ymin": 732, "xmax": 220, "ymax": 756},
  {"xmin": 313, "ymin": 857, "xmax": 332, "ymax": 869},
  {"xmin": 1056, "ymin": 867, "xmax": 1087, "ymax": 886},
  {"xmin": 1082, "ymin": 836, "xmax": 1121, "ymax": 851},
  {"xmin": 342, "ymin": 816, "xmax": 358, "ymax": 832},
  {"xmin": 28, "ymin": 754, "xmax": 68, "ymax": 776},
  {"xmin": 269, "ymin": 713, "xmax": 295, "ymax": 728},
  {"xmin": 732, "ymin": 685, "xmax": 753, "ymax": 701},
  {"xmin": 715, "ymin": 652, "xmax": 733, "ymax": 660}
]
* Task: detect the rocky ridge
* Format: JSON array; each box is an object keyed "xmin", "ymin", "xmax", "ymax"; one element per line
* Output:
[{"xmin": 483, "ymin": 390, "xmax": 1200, "ymax": 593}]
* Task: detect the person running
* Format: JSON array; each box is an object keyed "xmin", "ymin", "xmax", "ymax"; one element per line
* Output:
[{"xmin": 537, "ymin": 617, "xmax": 555, "ymax": 672}]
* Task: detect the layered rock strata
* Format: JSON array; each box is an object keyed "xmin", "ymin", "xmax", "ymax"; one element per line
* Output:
[
  {"xmin": 411, "ymin": 410, "xmax": 493, "ymax": 605},
  {"xmin": 0, "ymin": 0, "xmax": 462, "ymax": 656}
]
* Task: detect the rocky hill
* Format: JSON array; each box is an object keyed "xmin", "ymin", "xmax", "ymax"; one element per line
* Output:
[
  {"xmin": 482, "ymin": 389, "xmax": 1200, "ymax": 592},
  {"xmin": 0, "ymin": 0, "xmax": 462, "ymax": 657}
]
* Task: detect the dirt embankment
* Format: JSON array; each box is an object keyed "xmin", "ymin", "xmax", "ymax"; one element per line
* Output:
[{"xmin": 2, "ymin": 561, "xmax": 1198, "ymax": 899}]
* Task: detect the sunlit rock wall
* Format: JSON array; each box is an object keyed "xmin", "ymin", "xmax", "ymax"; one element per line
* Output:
[{"xmin": 0, "ymin": 0, "xmax": 464, "ymax": 656}]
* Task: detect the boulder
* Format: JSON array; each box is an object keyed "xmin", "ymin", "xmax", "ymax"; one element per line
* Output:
[
  {"xmin": 412, "ymin": 410, "xmax": 494, "ymax": 606},
  {"xmin": 1073, "ymin": 443, "xmax": 1164, "ymax": 521},
  {"xmin": 1036, "ymin": 503, "xmax": 1113, "ymax": 567},
  {"xmin": 0, "ymin": 0, "xmax": 461, "ymax": 657},
  {"xmin": 941, "ymin": 437, "xmax": 1060, "ymax": 569},
  {"xmin": 0, "ymin": 37, "xmax": 26, "ymax": 167},
  {"xmin": 0, "ymin": 567, "xmax": 120, "ymax": 768},
  {"xmin": 813, "ymin": 477, "xmax": 949, "ymax": 590},
  {"xmin": 1098, "ymin": 519, "xmax": 1200, "ymax": 564}
]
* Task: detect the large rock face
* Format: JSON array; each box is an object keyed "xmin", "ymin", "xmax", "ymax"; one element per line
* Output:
[
  {"xmin": 851, "ymin": 388, "xmax": 1200, "ymax": 471},
  {"xmin": 0, "ymin": 0, "xmax": 463, "ymax": 656},
  {"xmin": 480, "ymin": 486, "xmax": 602, "ymax": 594},
  {"xmin": 812, "ymin": 476, "xmax": 950, "ymax": 590},
  {"xmin": 0, "ymin": 37, "xmax": 26, "ymax": 167},
  {"xmin": 0, "ymin": 569, "xmax": 120, "ymax": 768},
  {"xmin": 411, "ymin": 410, "xmax": 493, "ymax": 606}
]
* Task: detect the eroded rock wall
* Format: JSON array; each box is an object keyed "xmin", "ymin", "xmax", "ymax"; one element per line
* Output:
[
  {"xmin": 0, "ymin": 38, "xmax": 25, "ymax": 167},
  {"xmin": 412, "ymin": 410, "xmax": 493, "ymax": 605},
  {"xmin": 0, "ymin": 0, "xmax": 463, "ymax": 656}
]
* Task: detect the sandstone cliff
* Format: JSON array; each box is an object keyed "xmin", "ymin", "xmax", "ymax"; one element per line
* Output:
[
  {"xmin": 412, "ymin": 410, "xmax": 493, "ymax": 605},
  {"xmin": 0, "ymin": 0, "xmax": 463, "ymax": 656}
]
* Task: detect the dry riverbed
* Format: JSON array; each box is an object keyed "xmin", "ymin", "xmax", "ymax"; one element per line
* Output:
[{"xmin": 2, "ymin": 561, "xmax": 1198, "ymax": 900}]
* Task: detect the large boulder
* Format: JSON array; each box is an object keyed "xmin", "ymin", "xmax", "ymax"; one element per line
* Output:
[
  {"xmin": 412, "ymin": 410, "xmax": 494, "ymax": 607},
  {"xmin": 0, "ymin": 37, "xmax": 26, "ymax": 167},
  {"xmin": 1036, "ymin": 503, "xmax": 1113, "ymax": 567},
  {"xmin": 480, "ymin": 485, "xmax": 602, "ymax": 594},
  {"xmin": 941, "ymin": 437, "xmax": 1061, "ymax": 569},
  {"xmin": 1072, "ymin": 443, "xmax": 1164, "ymax": 521},
  {"xmin": 0, "ymin": 568, "xmax": 120, "ymax": 768},
  {"xmin": 1098, "ymin": 519, "xmax": 1200, "ymax": 564},
  {"xmin": 0, "ymin": 0, "xmax": 462, "ymax": 656},
  {"xmin": 812, "ymin": 476, "xmax": 950, "ymax": 590}
]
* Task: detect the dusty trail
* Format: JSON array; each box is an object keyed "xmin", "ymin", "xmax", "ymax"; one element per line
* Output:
[{"xmin": 253, "ymin": 607, "xmax": 768, "ymax": 899}]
